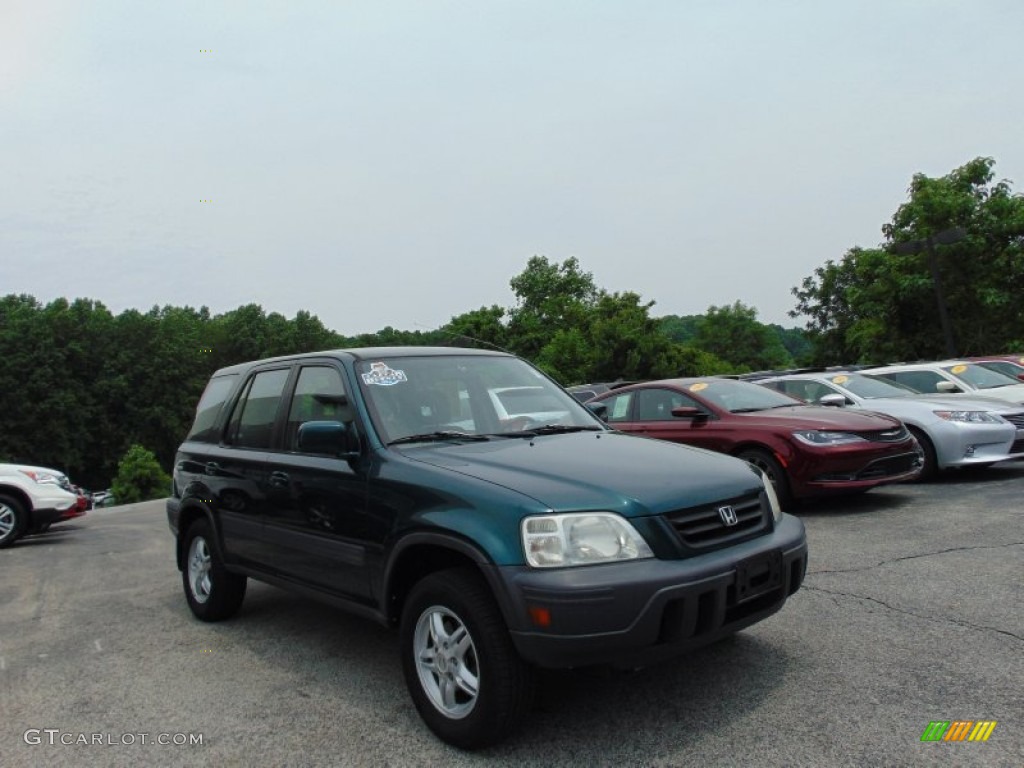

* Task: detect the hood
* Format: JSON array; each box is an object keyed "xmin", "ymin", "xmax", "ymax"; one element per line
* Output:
[
  {"xmin": 0, "ymin": 463, "xmax": 69, "ymax": 481},
  {"xmin": 883, "ymin": 393, "xmax": 1024, "ymax": 413},
  {"xmin": 961, "ymin": 383, "xmax": 1024, "ymax": 405},
  {"xmin": 398, "ymin": 431, "xmax": 763, "ymax": 516},
  {"xmin": 730, "ymin": 405, "xmax": 902, "ymax": 431}
]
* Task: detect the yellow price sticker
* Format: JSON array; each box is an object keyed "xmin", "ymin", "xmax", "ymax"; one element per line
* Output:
[
  {"xmin": 950, "ymin": 364, "xmax": 967, "ymax": 374},
  {"xmin": 690, "ymin": 382, "xmax": 708, "ymax": 392},
  {"xmin": 831, "ymin": 375, "xmax": 849, "ymax": 384}
]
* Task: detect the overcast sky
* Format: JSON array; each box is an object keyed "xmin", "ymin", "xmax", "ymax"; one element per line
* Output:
[{"xmin": 3, "ymin": 1, "xmax": 1023, "ymax": 335}]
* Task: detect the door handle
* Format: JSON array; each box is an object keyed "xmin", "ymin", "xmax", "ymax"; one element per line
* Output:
[{"xmin": 269, "ymin": 471, "xmax": 290, "ymax": 488}]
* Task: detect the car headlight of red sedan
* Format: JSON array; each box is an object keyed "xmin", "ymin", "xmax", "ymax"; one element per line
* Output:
[{"xmin": 792, "ymin": 430, "xmax": 868, "ymax": 446}]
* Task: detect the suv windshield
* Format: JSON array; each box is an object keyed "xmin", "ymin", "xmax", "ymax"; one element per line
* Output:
[{"xmin": 356, "ymin": 354, "xmax": 600, "ymax": 444}]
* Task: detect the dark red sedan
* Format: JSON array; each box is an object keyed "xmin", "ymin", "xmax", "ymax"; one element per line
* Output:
[{"xmin": 587, "ymin": 378, "xmax": 923, "ymax": 507}]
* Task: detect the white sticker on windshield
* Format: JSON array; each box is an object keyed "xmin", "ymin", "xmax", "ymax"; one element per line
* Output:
[{"xmin": 362, "ymin": 362, "xmax": 408, "ymax": 386}]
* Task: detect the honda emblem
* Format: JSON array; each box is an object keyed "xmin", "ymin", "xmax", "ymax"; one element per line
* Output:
[{"xmin": 718, "ymin": 505, "xmax": 739, "ymax": 527}]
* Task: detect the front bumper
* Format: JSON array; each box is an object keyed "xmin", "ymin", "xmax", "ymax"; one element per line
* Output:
[
  {"xmin": 931, "ymin": 420, "xmax": 1022, "ymax": 468},
  {"xmin": 496, "ymin": 514, "xmax": 807, "ymax": 669},
  {"xmin": 31, "ymin": 506, "xmax": 66, "ymax": 529}
]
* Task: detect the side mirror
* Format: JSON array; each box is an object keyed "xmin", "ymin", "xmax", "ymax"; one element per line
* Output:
[
  {"xmin": 297, "ymin": 420, "xmax": 360, "ymax": 458},
  {"xmin": 1017, "ymin": 373, "xmax": 1024, "ymax": 382},
  {"xmin": 671, "ymin": 406, "xmax": 706, "ymax": 419},
  {"xmin": 818, "ymin": 394, "xmax": 847, "ymax": 407},
  {"xmin": 935, "ymin": 381, "xmax": 959, "ymax": 393},
  {"xmin": 586, "ymin": 402, "xmax": 609, "ymax": 420}
]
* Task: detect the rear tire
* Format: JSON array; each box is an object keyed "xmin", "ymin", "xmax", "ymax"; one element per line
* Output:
[
  {"xmin": 0, "ymin": 495, "xmax": 27, "ymax": 549},
  {"xmin": 400, "ymin": 568, "xmax": 535, "ymax": 750},
  {"xmin": 907, "ymin": 426, "xmax": 937, "ymax": 481},
  {"xmin": 737, "ymin": 449, "xmax": 794, "ymax": 510},
  {"xmin": 182, "ymin": 518, "xmax": 247, "ymax": 621}
]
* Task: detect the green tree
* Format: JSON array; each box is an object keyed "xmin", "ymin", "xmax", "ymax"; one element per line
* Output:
[
  {"xmin": 657, "ymin": 314, "xmax": 702, "ymax": 345},
  {"xmin": 506, "ymin": 256, "xmax": 599, "ymax": 362},
  {"xmin": 503, "ymin": 258, "xmax": 690, "ymax": 383},
  {"xmin": 770, "ymin": 324, "xmax": 813, "ymax": 365},
  {"xmin": 693, "ymin": 301, "xmax": 793, "ymax": 371},
  {"xmin": 110, "ymin": 444, "xmax": 171, "ymax": 503},
  {"xmin": 793, "ymin": 157, "xmax": 1024, "ymax": 363}
]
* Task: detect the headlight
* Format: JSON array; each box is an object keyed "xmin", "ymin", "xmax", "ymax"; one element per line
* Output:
[
  {"xmin": 792, "ymin": 430, "xmax": 866, "ymax": 446},
  {"xmin": 757, "ymin": 469, "xmax": 783, "ymax": 523},
  {"xmin": 933, "ymin": 410, "xmax": 1004, "ymax": 424},
  {"xmin": 18, "ymin": 469, "xmax": 62, "ymax": 485},
  {"xmin": 521, "ymin": 512, "xmax": 653, "ymax": 568}
]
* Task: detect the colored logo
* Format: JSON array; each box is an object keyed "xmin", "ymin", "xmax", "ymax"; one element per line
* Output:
[
  {"xmin": 718, "ymin": 505, "xmax": 738, "ymax": 527},
  {"xmin": 920, "ymin": 721, "xmax": 997, "ymax": 742},
  {"xmin": 361, "ymin": 362, "xmax": 407, "ymax": 386}
]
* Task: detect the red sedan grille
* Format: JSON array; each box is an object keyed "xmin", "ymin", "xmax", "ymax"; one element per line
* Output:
[
  {"xmin": 858, "ymin": 425, "xmax": 910, "ymax": 443},
  {"xmin": 813, "ymin": 451, "xmax": 922, "ymax": 482}
]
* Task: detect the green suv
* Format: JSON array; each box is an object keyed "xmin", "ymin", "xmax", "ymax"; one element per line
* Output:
[{"xmin": 167, "ymin": 347, "xmax": 807, "ymax": 748}]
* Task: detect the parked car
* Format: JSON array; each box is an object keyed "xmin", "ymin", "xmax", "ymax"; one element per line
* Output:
[
  {"xmin": 586, "ymin": 377, "xmax": 923, "ymax": 507},
  {"xmin": 566, "ymin": 382, "xmax": 623, "ymax": 402},
  {"xmin": 486, "ymin": 385, "xmax": 571, "ymax": 425},
  {"xmin": 866, "ymin": 361, "xmax": 1024, "ymax": 406},
  {"xmin": 966, "ymin": 356, "xmax": 1024, "ymax": 382},
  {"xmin": 168, "ymin": 347, "xmax": 807, "ymax": 749},
  {"xmin": 0, "ymin": 463, "xmax": 80, "ymax": 548},
  {"xmin": 91, "ymin": 489, "xmax": 116, "ymax": 507},
  {"xmin": 756, "ymin": 371, "xmax": 1024, "ymax": 479}
]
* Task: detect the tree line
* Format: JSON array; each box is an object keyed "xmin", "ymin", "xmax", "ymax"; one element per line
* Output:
[
  {"xmin": 0, "ymin": 264, "xmax": 802, "ymax": 488},
  {"xmin": 4, "ymin": 155, "xmax": 1020, "ymax": 488}
]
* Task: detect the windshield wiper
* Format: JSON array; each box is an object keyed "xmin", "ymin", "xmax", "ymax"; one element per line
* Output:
[
  {"xmin": 499, "ymin": 424, "xmax": 603, "ymax": 438},
  {"xmin": 731, "ymin": 404, "xmax": 797, "ymax": 413},
  {"xmin": 388, "ymin": 431, "xmax": 490, "ymax": 446}
]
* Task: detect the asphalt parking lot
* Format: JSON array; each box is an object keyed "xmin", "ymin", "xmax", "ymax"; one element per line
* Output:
[{"xmin": 2, "ymin": 465, "xmax": 1022, "ymax": 767}]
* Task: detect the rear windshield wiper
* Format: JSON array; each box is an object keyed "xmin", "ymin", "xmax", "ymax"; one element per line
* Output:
[{"xmin": 388, "ymin": 431, "xmax": 490, "ymax": 445}]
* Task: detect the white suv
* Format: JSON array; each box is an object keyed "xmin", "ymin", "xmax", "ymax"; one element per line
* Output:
[{"xmin": 0, "ymin": 464, "xmax": 79, "ymax": 549}]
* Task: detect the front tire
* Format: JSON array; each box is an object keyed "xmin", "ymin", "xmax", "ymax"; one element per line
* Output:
[
  {"xmin": 400, "ymin": 568, "xmax": 534, "ymax": 750},
  {"xmin": 0, "ymin": 495, "xmax": 27, "ymax": 549},
  {"xmin": 907, "ymin": 426, "xmax": 937, "ymax": 481},
  {"xmin": 737, "ymin": 449, "xmax": 794, "ymax": 509},
  {"xmin": 182, "ymin": 518, "xmax": 247, "ymax": 621}
]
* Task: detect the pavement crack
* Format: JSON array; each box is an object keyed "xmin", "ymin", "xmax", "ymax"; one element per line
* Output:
[
  {"xmin": 803, "ymin": 585, "xmax": 1024, "ymax": 645},
  {"xmin": 808, "ymin": 541, "xmax": 1024, "ymax": 576}
]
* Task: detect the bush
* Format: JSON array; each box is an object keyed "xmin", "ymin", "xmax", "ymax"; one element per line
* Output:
[{"xmin": 111, "ymin": 444, "xmax": 171, "ymax": 504}]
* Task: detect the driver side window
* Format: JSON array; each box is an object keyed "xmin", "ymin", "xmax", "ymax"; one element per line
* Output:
[{"xmin": 286, "ymin": 366, "xmax": 350, "ymax": 452}]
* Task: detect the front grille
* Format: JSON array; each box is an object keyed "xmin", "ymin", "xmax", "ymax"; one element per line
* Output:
[
  {"xmin": 1010, "ymin": 438, "xmax": 1024, "ymax": 454},
  {"xmin": 665, "ymin": 493, "xmax": 768, "ymax": 549},
  {"xmin": 1001, "ymin": 412, "xmax": 1024, "ymax": 429},
  {"xmin": 856, "ymin": 451, "xmax": 921, "ymax": 479},
  {"xmin": 859, "ymin": 424, "xmax": 910, "ymax": 443}
]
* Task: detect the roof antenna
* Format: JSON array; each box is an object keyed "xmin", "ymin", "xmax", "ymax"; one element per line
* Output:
[{"xmin": 413, "ymin": 322, "xmax": 514, "ymax": 355}]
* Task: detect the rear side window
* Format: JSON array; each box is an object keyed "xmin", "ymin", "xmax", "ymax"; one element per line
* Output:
[
  {"xmin": 778, "ymin": 379, "xmax": 834, "ymax": 403},
  {"xmin": 225, "ymin": 369, "xmax": 290, "ymax": 449},
  {"xmin": 602, "ymin": 392, "xmax": 634, "ymax": 422},
  {"xmin": 186, "ymin": 374, "xmax": 238, "ymax": 442},
  {"xmin": 881, "ymin": 370, "xmax": 947, "ymax": 393},
  {"xmin": 634, "ymin": 388, "xmax": 694, "ymax": 421}
]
